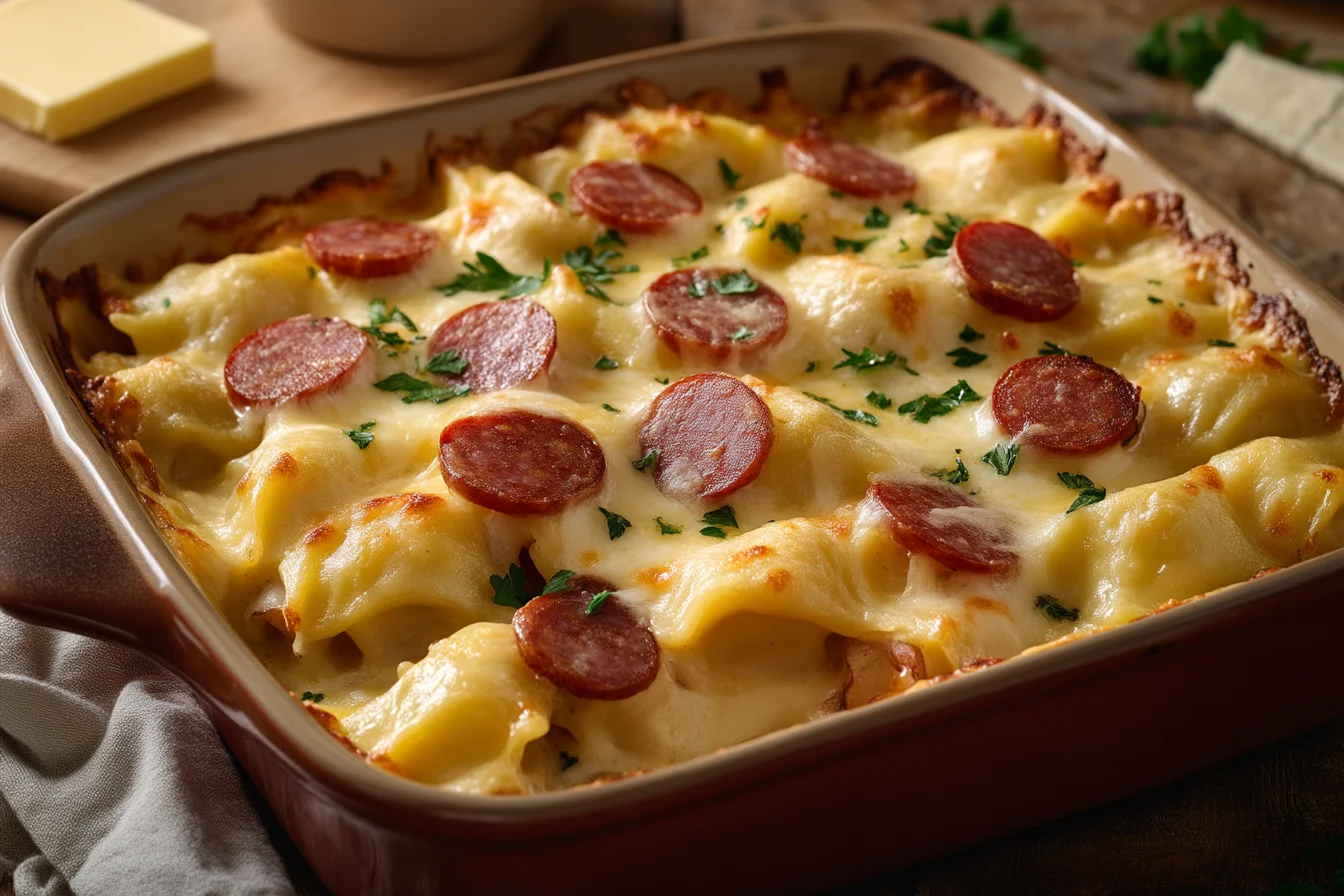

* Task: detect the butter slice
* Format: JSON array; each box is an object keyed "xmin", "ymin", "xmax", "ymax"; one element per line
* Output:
[{"xmin": 0, "ymin": 0, "xmax": 213, "ymax": 142}]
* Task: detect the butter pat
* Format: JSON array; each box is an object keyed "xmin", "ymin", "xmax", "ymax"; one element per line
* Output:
[{"xmin": 0, "ymin": 0, "xmax": 213, "ymax": 142}]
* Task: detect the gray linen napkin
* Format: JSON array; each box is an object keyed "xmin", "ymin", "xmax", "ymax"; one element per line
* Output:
[{"xmin": 0, "ymin": 612, "xmax": 293, "ymax": 896}]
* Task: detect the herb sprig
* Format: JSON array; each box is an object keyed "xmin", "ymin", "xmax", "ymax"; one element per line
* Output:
[
  {"xmin": 898, "ymin": 380, "xmax": 982, "ymax": 424},
  {"xmin": 437, "ymin": 252, "xmax": 549, "ymax": 298}
]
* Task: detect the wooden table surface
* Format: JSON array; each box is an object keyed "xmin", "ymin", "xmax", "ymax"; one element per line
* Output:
[{"xmin": 4, "ymin": 1, "xmax": 1344, "ymax": 893}]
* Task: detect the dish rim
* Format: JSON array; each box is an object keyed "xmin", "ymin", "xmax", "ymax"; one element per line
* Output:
[{"xmin": 5, "ymin": 19, "xmax": 1344, "ymax": 826}]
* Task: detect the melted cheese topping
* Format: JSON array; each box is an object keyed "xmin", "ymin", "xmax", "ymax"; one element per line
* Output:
[{"xmin": 69, "ymin": 98, "xmax": 1344, "ymax": 795}]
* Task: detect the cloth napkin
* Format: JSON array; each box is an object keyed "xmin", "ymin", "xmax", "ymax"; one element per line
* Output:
[{"xmin": 0, "ymin": 611, "xmax": 294, "ymax": 896}]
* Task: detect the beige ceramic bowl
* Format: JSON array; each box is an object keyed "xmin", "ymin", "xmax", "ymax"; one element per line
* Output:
[{"xmin": 258, "ymin": 0, "xmax": 557, "ymax": 61}]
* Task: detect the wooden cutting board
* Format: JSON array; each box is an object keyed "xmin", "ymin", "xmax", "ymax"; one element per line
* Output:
[{"xmin": 0, "ymin": 0, "xmax": 548, "ymax": 216}]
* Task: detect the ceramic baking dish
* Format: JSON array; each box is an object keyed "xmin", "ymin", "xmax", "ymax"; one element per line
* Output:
[{"xmin": 4, "ymin": 22, "xmax": 1344, "ymax": 895}]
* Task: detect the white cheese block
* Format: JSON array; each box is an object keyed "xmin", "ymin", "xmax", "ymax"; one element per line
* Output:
[
  {"xmin": 1194, "ymin": 43, "xmax": 1344, "ymax": 159},
  {"xmin": 0, "ymin": 0, "xmax": 214, "ymax": 142}
]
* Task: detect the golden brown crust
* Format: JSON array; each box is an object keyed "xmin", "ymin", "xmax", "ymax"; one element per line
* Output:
[{"xmin": 1240, "ymin": 291, "xmax": 1344, "ymax": 419}]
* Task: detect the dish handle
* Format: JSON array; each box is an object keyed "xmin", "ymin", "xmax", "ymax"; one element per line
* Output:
[{"xmin": 0, "ymin": 347, "xmax": 170, "ymax": 652}]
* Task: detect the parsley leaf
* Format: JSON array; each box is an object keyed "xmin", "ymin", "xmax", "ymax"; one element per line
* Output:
[
  {"xmin": 1172, "ymin": 14, "xmax": 1223, "ymax": 87},
  {"xmin": 491, "ymin": 565, "xmax": 574, "ymax": 608},
  {"xmin": 584, "ymin": 590, "xmax": 613, "ymax": 616},
  {"xmin": 601, "ymin": 403, "xmax": 621, "ymax": 413},
  {"xmin": 374, "ymin": 373, "xmax": 470, "ymax": 404},
  {"xmin": 1057, "ymin": 469, "xmax": 1107, "ymax": 513},
  {"xmin": 1208, "ymin": 338, "xmax": 1237, "ymax": 348},
  {"xmin": 976, "ymin": 4, "xmax": 1046, "ymax": 71},
  {"xmin": 700, "ymin": 526, "xmax": 728, "ymax": 539},
  {"xmin": 594, "ymin": 355, "xmax": 619, "ymax": 371},
  {"xmin": 834, "ymin": 236, "xmax": 880, "ymax": 254},
  {"xmin": 898, "ymin": 238, "xmax": 910, "ymax": 253},
  {"xmin": 559, "ymin": 750, "xmax": 579, "ymax": 771},
  {"xmin": 829, "ymin": 189, "xmax": 846, "ymax": 199},
  {"xmin": 959, "ymin": 324, "xmax": 985, "ymax": 343},
  {"xmin": 655, "ymin": 517, "xmax": 682, "ymax": 535},
  {"xmin": 866, "ymin": 390, "xmax": 892, "ymax": 410},
  {"xmin": 981, "ymin": 443, "xmax": 1019, "ymax": 475},
  {"xmin": 1057, "ymin": 471, "xmax": 1095, "ymax": 490},
  {"xmin": 718, "ymin": 158, "xmax": 741, "ymax": 189},
  {"xmin": 931, "ymin": 455, "xmax": 970, "ymax": 484},
  {"xmin": 1038, "ymin": 341, "xmax": 1078, "ymax": 357},
  {"xmin": 300, "ymin": 691, "xmax": 324, "ymax": 703},
  {"xmin": 1215, "ymin": 6, "xmax": 1266, "ymax": 51},
  {"xmin": 742, "ymin": 213, "xmax": 767, "ymax": 231},
  {"xmin": 729, "ymin": 326, "xmax": 756, "ymax": 343},
  {"xmin": 1147, "ymin": 295, "xmax": 1164, "ymax": 305},
  {"xmin": 1134, "ymin": 19, "xmax": 1172, "ymax": 75},
  {"xmin": 804, "ymin": 392, "xmax": 879, "ymax": 427},
  {"xmin": 924, "ymin": 213, "xmax": 969, "ymax": 257},
  {"xmin": 425, "ymin": 350, "xmax": 468, "ymax": 375},
  {"xmin": 632, "ymin": 449, "xmax": 659, "ymax": 471},
  {"xmin": 1035, "ymin": 594, "xmax": 1081, "ymax": 622},
  {"xmin": 864, "ymin": 207, "xmax": 891, "ymax": 228},
  {"xmin": 903, "ymin": 199, "xmax": 930, "ymax": 216},
  {"xmin": 834, "ymin": 346, "xmax": 918, "ymax": 375},
  {"xmin": 672, "ymin": 246, "xmax": 709, "ymax": 268},
  {"xmin": 688, "ymin": 270, "xmax": 758, "ymax": 297},
  {"xmin": 599, "ymin": 507, "xmax": 632, "ymax": 540},
  {"xmin": 367, "ymin": 298, "xmax": 419, "ymax": 333},
  {"xmin": 595, "ymin": 228, "xmax": 625, "ymax": 247},
  {"xmin": 805, "ymin": 361, "xmax": 817, "ymax": 373},
  {"xmin": 361, "ymin": 325, "xmax": 407, "ymax": 351},
  {"xmin": 946, "ymin": 346, "xmax": 988, "ymax": 367},
  {"xmin": 702, "ymin": 506, "xmax": 738, "ymax": 529},
  {"xmin": 564, "ymin": 245, "xmax": 639, "ymax": 303},
  {"xmin": 769, "ymin": 220, "xmax": 805, "ymax": 253},
  {"xmin": 897, "ymin": 380, "xmax": 982, "ymax": 424},
  {"xmin": 549, "ymin": 191, "xmax": 565, "ymax": 205},
  {"xmin": 437, "ymin": 252, "xmax": 549, "ymax": 298},
  {"xmin": 307, "ymin": 266, "xmax": 317, "ymax": 280},
  {"xmin": 343, "ymin": 420, "xmax": 376, "ymax": 450}
]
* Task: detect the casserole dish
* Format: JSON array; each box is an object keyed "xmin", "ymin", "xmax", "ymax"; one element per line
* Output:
[{"xmin": 4, "ymin": 22, "xmax": 1344, "ymax": 893}]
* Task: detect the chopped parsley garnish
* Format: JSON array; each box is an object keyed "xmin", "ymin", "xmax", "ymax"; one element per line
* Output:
[
  {"xmin": 864, "ymin": 206, "xmax": 890, "ymax": 228},
  {"xmin": 548, "ymin": 191, "xmax": 565, "ymax": 205},
  {"xmin": 584, "ymin": 590, "xmax": 614, "ymax": 616},
  {"xmin": 1147, "ymin": 279, "xmax": 1163, "ymax": 285},
  {"xmin": 688, "ymin": 269, "xmax": 758, "ymax": 297},
  {"xmin": 366, "ymin": 298, "xmax": 418, "ymax": 340},
  {"xmin": 343, "ymin": 420, "xmax": 376, "ymax": 450},
  {"xmin": 1133, "ymin": 8, "xmax": 1273, "ymax": 87},
  {"xmin": 932, "ymin": 4, "xmax": 1045, "ymax": 71},
  {"xmin": 601, "ymin": 403, "xmax": 621, "ymax": 413},
  {"xmin": 1070, "ymin": 259, "xmax": 1085, "ymax": 268},
  {"xmin": 946, "ymin": 346, "xmax": 988, "ymax": 367},
  {"xmin": 632, "ymin": 449, "xmax": 659, "ymax": 471},
  {"xmin": 490, "ymin": 566, "xmax": 575, "ymax": 609},
  {"xmin": 1035, "ymin": 594, "xmax": 1081, "ymax": 622},
  {"xmin": 654, "ymin": 376, "xmax": 670, "ymax": 385},
  {"xmin": 718, "ymin": 158, "xmax": 742, "ymax": 189},
  {"xmin": 1208, "ymin": 338, "xmax": 1237, "ymax": 348},
  {"xmin": 902, "ymin": 199, "xmax": 930, "ymax": 216},
  {"xmin": 898, "ymin": 238, "xmax": 910, "ymax": 253},
  {"xmin": 564, "ymin": 245, "xmax": 639, "ymax": 303},
  {"xmin": 804, "ymin": 392, "xmax": 879, "ymax": 427},
  {"xmin": 595, "ymin": 228, "xmax": 625, "ymax": 247},
  {"xmin": 742, "ymin": 213, "xmax": 766, "ymax": 231},
  {"xmin": 959, "ymin": 324, "xmax": 985, "ymax": 342},
  {"xmin": 1147, "ymin": 295, "xmax": 1164, "ymax": 304},
  {"xmin": 307, "ymin": 265, "xmax": 317, "ymax": 280},
  {"xmin": 362, "ymin": 325, "xmax": 406, "ymax": 351},
  {"xmin": 374, "ymin": 373, "xmax": 470, "ymax": 404},
  {"xmin": 732, "ymin": 196, "xmax": 748, "ymax": 210},
  {"xmin": 769, "ymin": 220, "xmax": 805, "ymax": 253},
  {"xmin": 599, "ymin": 507, "xmax": 632, "ymax": 540},
  {"xmin": 923, "ymin": 213, "xmax": 970, "ymax": 257},
  {"xmin": 594, "ymin": 355, "xmax": 619, "ymax": 371},
  {"xmin": 897, "ymin": 380, "xmax": 982, "ymax": 424},
  {"xmin": 425, "ymin": 349, "xmax": 468, "ymax": 375},
  {"xmin": 834, "ymin": 236, "xmax": 880, "ymax": 254},
  {"xmin": 1058, "ymin": 471, "xmax": 1107, "ymax": 513},
  {"xmin": 672, "ymin": 246, "xmax": 709, "ymax": 268},
  {"xmin": 702, "ymin": 506, "xmax": 739, "ymax": 529},
  {"xmin": 729, "ymin": 326, "xmax": 756, "ymax": 342},
  {"xmin": 834, "ymin": 346, "xmax": 918, "ymax": 375},
  {"xmin": 981, "ymin": 443, "xmax": 1019, "ymax": 475},
  {"xmin": 161, "ymin": 298, "xmax": 171, "ymax": 309},
  {"xmin": 300, "ymin": 691, "xmax": 324, "ymax": 703},
  {"xmin": 866, "ymin": 390, "xmax": 892, "ymax": 410},
  {"xmin": 805, "ymin": 361, "xmax": 818, "ymax": 373},
  {"xmin": 1038, "ymin": 341, "xmax": 1078, "ymax": 357},
  {"xmin": 656, "ymin": 517, "xmax": 682, "ymax": 535},
  {"xmin": 931, "ymin": 455, "xmax": 970, "ymax": 484},
  {"xmin": 559, "ymin": 750, "xmax": 579, "ymax": 771},
  {"xmin": 698, "ymin": 505, "xmax": 738, "ymax": 539},
  {"xmin": 437, "ymin": 252, "xmax": 550, "ymax": 298}
]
